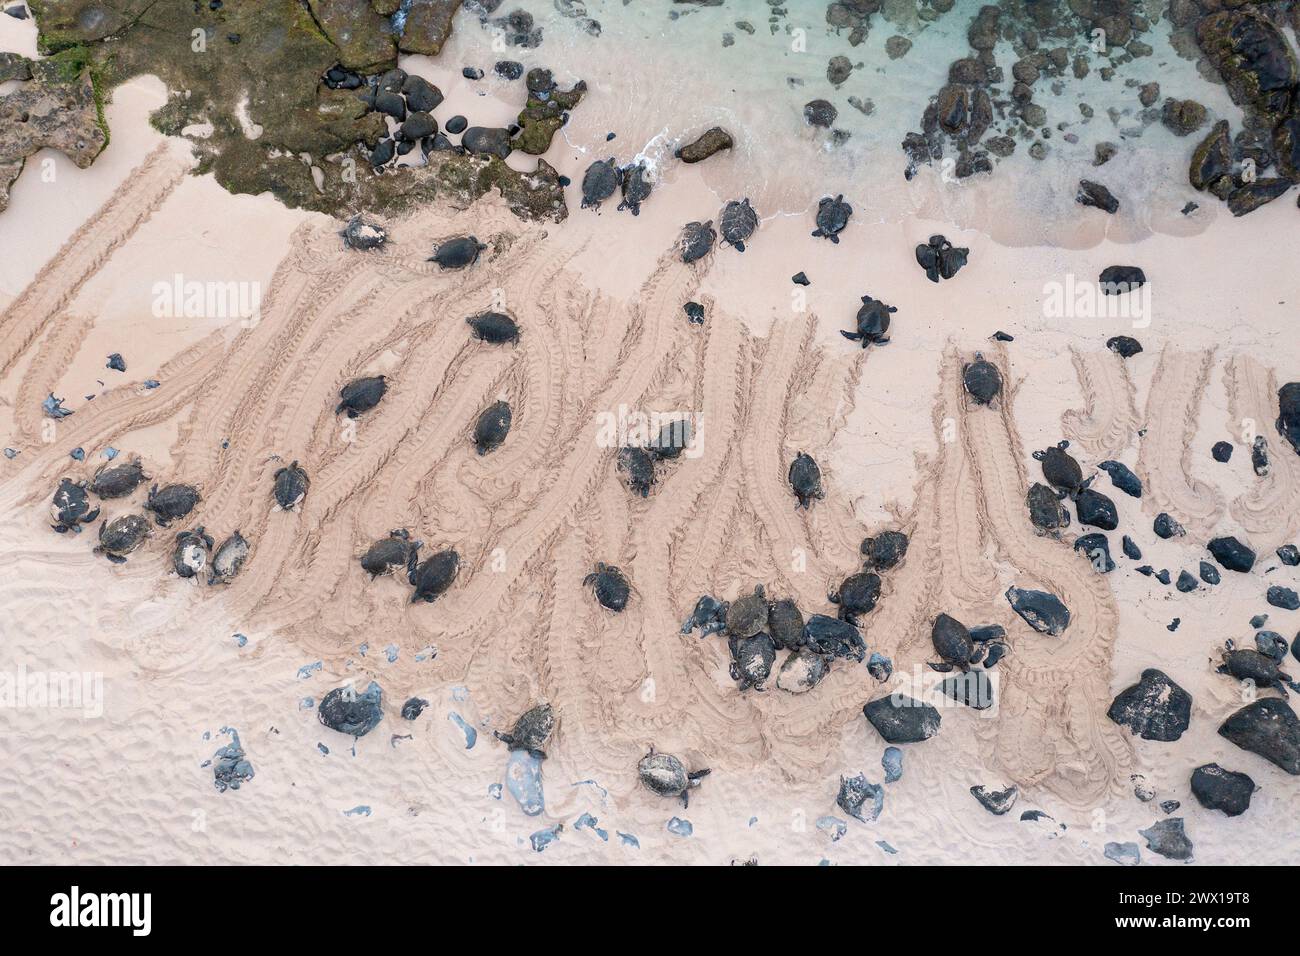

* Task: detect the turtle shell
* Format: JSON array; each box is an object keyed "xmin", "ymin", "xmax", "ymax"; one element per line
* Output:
[
  {"xmin": 679, "ymin": 220, "xmax": 716, "ymax": 263},
  {"xmin": 813, "ymin": 194, "xmax": 852, "ymax": 242},
  {"xmin": 768, "ymin": 598, "xmax": 805, "ymax": 650},
  {"xmin": 834, "ymin": 571, "xmax": 882, "ymax": 621},
  {"xmin": 729, "ymin": 633, "xmax": 776, "ymax": 690},
  {"xmin": 409, "ymin": 548, "xmax": 460, "ymax": 603},
  {"xmin": 931, "ymin": 613, "xmax": 975, "ymax": 667},
  {"xmin": 1035, "ymin": 442, "xmax": 1084, "ymax": 493},
  {"xmin": 618, "ymin": 163, "xmax": 653, "ymax": 215},
  {"xmin": 963, "ymin": 355, "xmax": 1002, "ymax": 406},
  {"xmin": 430, "ymin": 236, "xmax": 485, "ymax": 269},
  {"xmin": 585, "ymin": 563, "xmax": 630, "ymax": 612},
  {"xmin": 726, "ymin": 585, "xmax": 768, "ymax": 638},
  {"xmin": 581, "ymin": 158, "xmax": 619, "ymax": 209},
  {"xmin": 473, "ymin": 400, "xmax": 513, "ymax": 454},
  {"xmin": 273, "ymin": 461, "xmax": 310, "ymax": 510},
  {"xmin": 788, "ymin": 452, "xmax": 823, "ymax": 507},
  {"xmin": 1026, "ymin": 482, "xmax": 1070, "ymax": 533},
  {"xmin": 719, "ymin": 198, "xmax": 758, "ymax": 249},
  {"xmin": 97, "ymin": 513, "xmax": 150, "ymax": 557},
  {"xmin": 638, "ymin": 752, "xmax": 690, "ymax": 797}
]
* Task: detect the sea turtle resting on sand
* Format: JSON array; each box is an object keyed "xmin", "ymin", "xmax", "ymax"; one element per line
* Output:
[
  {"xmin": 729, "ymin": 632, "xmax": 777, "ymax": 691},
  {"xmin": 618, "ymin": 445, "xmax": 657, "ymax": 497},
  {"xmin": 473, "ymin": 400, "xmax": 513, "ymax": 454},
  {"xmin": 718, "ymin": 198, "xmax": 758, "ymax": 252},
  {"xmin": 841, "ymin": 295, "xmax": 896, "ymax": 348},
  {"xmin": 678, "ymin": 220, "xmax": 716, "ymax": 263},
  {"xmin": 581, "ymin": 157, "xmax": 620, "ymax": 211},
  {"xmin": 89, "ymin": 457, "xmax": 148, "ymax": 499},
  {"xmin": 963, "ymin": 353, "xmax": 1002, "ymax": 407},
  {"xmin": 336, "ymin": 375, "xmax": 387, "ymax": 418},
  {"xmin": 339, "ymin": 216, "xmax": 388, "ymax": 251},
  {"xmin": 768, "ymin": 597, "xmax": 805, "ymax": 650},
  {"xmin": 1033, "ymin": 440, "xmax": 1087, "ymax": 496},
  {"xmin": 681, "ymin": 594, "xmax": 728, "ymax": 636},
  {"xmin": 409, "ymin": 548, "xmax": 460, "ymax": 603},
  {"xmin": 930, "ymin": 612, "xmax": 983, "ymax": 672},
  {"xmin": 273, "ymin": 460, "xmax": 310, "ymax": 511},
  {"xmin": 1217, "ymin": 646, "xmax": 1293, "ymax": 695},
  {"xmin": 861, "ymin": 530, "xmax": 909, "ymax": 570},
  {"xmin": 830, "ymin": 571, "xmax": 882, "ymax": 623},
  {"xmin": 618, "ymin": 162, "xmax": 653, "ymax": 215},
  {"xmin": 1026, "ymin": 481, "xmax": 1071, "ymax": 535},
  {"xmin": 788, "ymin": 452, "xmax": 824, "ymax": 508},
  {"xmin": 638, "ymin": 747, "xmax": 710, "ymax": 808},
  {"xmin": 173, "ymin": 526, "xmax": 213, "ymax": 578},
  {"xmin": 209, "ymin": 531, "xmax": 250, "ymax": 585},
  {"xmin": 428, "ymin": 236, "xmax": 487, "ymax": 269},
  {"xmin": 493, "ymin": 703, "xmax": 555, "ymax": 759},
  {"xmin": 584, "ymin": 562, "xmax": 630, "ymax": 612},
  {"xmin": 726, "ymin": 585, "xmax": 769, "ymax": 638},
  {"xmin": 811, "ymin": 194, "xmax": 852, "ymax": 243},
  {"xmin": 467, "ymin": 312, "xmax": 520, "ymax": 344},
  {"xmin": 360, "ymin": 529, "xmax": 420, "ymax": 579},
  {"xmin": 144, "ymin": 482, "xmax": 200, "ymax": 526},
  {"xmin": 50, "ymin": 478, "xmax": 99, "ymax": 533},
  {"xmin": 94, "ymin": 514, "xmax": 150, "ymax": 563}
]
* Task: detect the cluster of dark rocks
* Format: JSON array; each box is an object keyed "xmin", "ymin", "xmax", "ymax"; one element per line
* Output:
[
  {"xmin": 338, "ymin": 64, "xmax": 585, "ymax": 172},
  {"xmin": 1107, "ymin": 663, "xmax": 1298, "ymax": 838}
]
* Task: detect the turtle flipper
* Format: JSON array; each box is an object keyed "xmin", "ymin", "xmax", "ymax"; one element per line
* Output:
[{"xmin": 840, "ymin": 330, "xmax": 862, "ymax": 342}]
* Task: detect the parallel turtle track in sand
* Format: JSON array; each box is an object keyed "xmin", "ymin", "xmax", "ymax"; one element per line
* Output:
[
  {"xmin": 1061, "ymin": 345, "xmax": 1140, "ymax": 462},
  {"xmin": 1135, "ymin": 345, "xmax": 1225, "ymax": 538},
  {"xmin": 7, "ymin": 190, "xmax": 1144, "ymax": 804},
  {"xmin": 1225, "ymin": 354, "xmax": 1300, "ymax": 552},
  {"xmin": 0, "ymin": 144, "xmax": 187, "ymax": 388}
]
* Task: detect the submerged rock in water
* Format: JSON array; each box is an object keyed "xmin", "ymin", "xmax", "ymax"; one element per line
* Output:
[
  {"xmin": 1190, "ymin": 763, "xmax": 1255, "ymax": 816},
  {"xmin": 676, "ymin": 126, "xmax": 733, "ymax": 163},
  {"xmin": 1139, "ymin": 817, "xmax": 1193, "ymax": 861},
  {"xmin": 970, "ymin": 784, "xmax": 1018, "ymax": 815},
  {"xmin": 1077, "ymin": 179, "xmax": 1118, "ymax": 213},
  {"xmin": 863, "ymin": 695, "xmax": 940, "ymax": 744},
  {"xmin": 1108, "ymin": 669, "xmax": 1192, "ymax": 741},
  {"xmin": 1218, "ymin": 698, "xmax": 1300, "ymax": 774},
  {"xmin": 1005, "ymin": 586, "xmax": 1070, "ymax": 635}
]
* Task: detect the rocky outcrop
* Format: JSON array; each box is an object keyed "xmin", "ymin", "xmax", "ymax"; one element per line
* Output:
[{"xmin": 0, "ymin": 57, "xmax": 107, "ymax": 214}]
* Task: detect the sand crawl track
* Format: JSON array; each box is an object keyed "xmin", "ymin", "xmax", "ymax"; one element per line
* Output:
[
  {"xmin": 4, "ymin": 189, "xmax": 1144, "ymax": 810},
  {"xmin": 1135, "ymin": 346, "xmax": 1225, "ymax": 537},
  {"xmin": 1225, "ymin": 354, "xmax": 1300, "ymax": 552},
  {"xmin": 1060, "ymin": 346, "xmax": 1139, "ymax": 462}
]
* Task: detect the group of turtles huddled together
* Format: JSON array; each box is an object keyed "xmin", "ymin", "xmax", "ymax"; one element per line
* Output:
[
  {"xmin": 679, "ymin": 528, "xmax": 913, "ymax": 697},
  {"xmin": 49, "ymin": 457, "xmax": 251, "ymax": 585}
]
